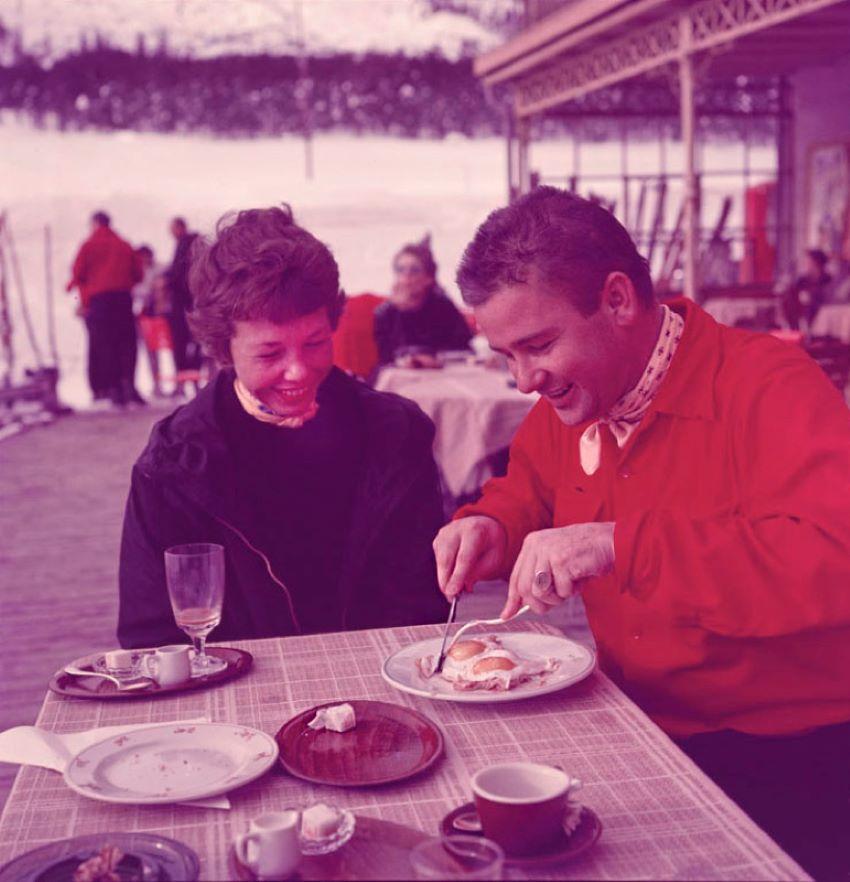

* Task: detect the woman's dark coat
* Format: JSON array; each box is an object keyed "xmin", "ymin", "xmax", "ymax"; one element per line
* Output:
[{"xmin": 118, "ymin": 368, "xmax": 448, "ymax": 648}]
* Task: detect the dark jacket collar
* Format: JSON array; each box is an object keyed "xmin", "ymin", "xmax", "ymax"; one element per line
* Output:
[{"xmin": 135, "ymin": 365, "xmax": 431, "ymax": 536}]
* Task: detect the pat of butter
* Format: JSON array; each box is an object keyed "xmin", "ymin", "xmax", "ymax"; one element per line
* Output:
[
  {"xmin": 301, "ymin": 802, "xmax": 343, "ymax": 840},
  {"xmin": 307, "ymin": 703, "xmax": 356, "ymax": 733}
]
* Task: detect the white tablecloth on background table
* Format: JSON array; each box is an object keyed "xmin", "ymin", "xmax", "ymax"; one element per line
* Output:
[
  {"xmin": 810, "ymin": 304, "xmax": 850, "ymax": 342},
  {"xmin": 374, "ymin": 363, "xmax": 537, "ymax": 498},
  {"xmin": 703, "ymin": 297, "xmax": 778, "ymax": 327}
]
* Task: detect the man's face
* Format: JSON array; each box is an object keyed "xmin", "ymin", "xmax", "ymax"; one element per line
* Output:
[
  {"xmin": 229, "ymin": 309, "xmax": 334, "ymax": 418},
  {"xmin": 474, "ymin": 277, "xmax": 632, "ymax": 426},
  {"xmin": 170, "ymin": 221, "xmax": 185, "ymax": 240}
]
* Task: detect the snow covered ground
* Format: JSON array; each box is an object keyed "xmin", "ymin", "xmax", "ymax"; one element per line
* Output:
[{"xmin": 0, "ymin": 118, "xmax": 774, "ymax": 407}]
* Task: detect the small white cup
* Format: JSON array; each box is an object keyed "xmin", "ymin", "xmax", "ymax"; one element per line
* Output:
[
  {"xmin": 142, "ymin": 645, "xmax": 192, "ymax": 687},
  {"xmin": 235, "ymin": 810, "xmax": 301, "ymax": 880},
  {"xmin": 103, "ymin": 649, "xmax": 137, "ymax": 679}
]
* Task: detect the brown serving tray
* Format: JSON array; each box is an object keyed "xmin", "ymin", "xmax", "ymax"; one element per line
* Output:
[
  {"xmin": 48, "ymin": 646, "xmax": 252, "ymax": 700},
  {"xmin": 231, "ymin": 815, "xmax": 430, "ymax": 881},
  {"xmin": 275, "ymin": 699, "xmax": 443, "ymax": 787}
]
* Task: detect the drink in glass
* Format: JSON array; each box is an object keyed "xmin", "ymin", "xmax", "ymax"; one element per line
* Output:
[
  {"xmin": 410, "ymin": 835, "xmax": 503, "ymax": 880},
  {"xmin": 164, "ymin": 543, "xmax": 227, "ymax": 675}
]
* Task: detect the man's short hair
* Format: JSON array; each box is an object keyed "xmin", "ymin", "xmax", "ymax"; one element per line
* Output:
[
  {"xmin": 91, "ymin": 210, "xmax": 111, "ymax": 227},
  {"xmin": 456, "ymin": 186, "xmax": 655, "ymax": 315},
  {"xmin": 188, "ymin": 205, "xmax": 345, "ymax": 364},
  {"xmin": 171, "ymin": 216, "xmax": 188, "ymax": 233}
]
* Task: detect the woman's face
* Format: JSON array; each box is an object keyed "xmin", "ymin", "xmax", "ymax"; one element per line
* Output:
[
  {"xmin": 391, "ymin": 252, "xmax": 433, "ymax": 311},
  {"xmin": 229, "ymin": 309, "xmax": 334, "ymax": 418}
]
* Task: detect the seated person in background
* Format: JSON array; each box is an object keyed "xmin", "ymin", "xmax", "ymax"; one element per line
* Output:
[
  {"xmin": 782, "ymin": 247, "xmax": 831, "ymax": 331},
  {"xmin": 434, "ymin": 187, "xmax": 850, "ymax": 881},
  {"xmin": 118, "ymin": 205, "xmax": 447, "ymax": 648},
  {"xmin": 374, "ymin": 236, "xmax": 472, "ymax": 368},
  {"xmin": 825, "ymin": 258, "xmax": 850, "ymax": 304}
]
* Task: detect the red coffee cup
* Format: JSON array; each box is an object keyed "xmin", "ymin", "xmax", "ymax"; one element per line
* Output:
[{"xmin": 471, "ymin": 762, "xmax": 581, "ymax": 856}]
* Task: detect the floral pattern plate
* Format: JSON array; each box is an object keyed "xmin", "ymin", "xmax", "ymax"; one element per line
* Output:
[{"xmin": 63, "ymin": 722, "xmax": 278, "ymax": 804}]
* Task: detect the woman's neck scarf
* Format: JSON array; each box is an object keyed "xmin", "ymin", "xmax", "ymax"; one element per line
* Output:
[
  {"xmin": 578, "ymin": 304, "xmax": 684, "ymax": 476},
  {"xmin": 233, "ymin": 377, "xmax": 319, "ymax": 429}
]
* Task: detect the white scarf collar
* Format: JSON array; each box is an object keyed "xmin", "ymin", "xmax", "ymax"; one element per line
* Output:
[
  {"xmin": 578, "ymin": 304, "xmax": 684, "ymax": 476},
  {"xmin": 233, "ymin": 377, "xmax": 319, "ymax": 429}
]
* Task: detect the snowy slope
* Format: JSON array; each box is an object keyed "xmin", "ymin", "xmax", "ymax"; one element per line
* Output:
[
  {"xmin": 0, "ymin": 0, "xmax": 512, "ymax": 62},
  {"xmin": 0, "ymin": 117, "xmax": 773, "ymax": 407}
]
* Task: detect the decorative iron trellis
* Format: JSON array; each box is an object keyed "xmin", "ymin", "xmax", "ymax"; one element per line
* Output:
[{"xmin": 514, "ymin": 0, "xmax": 846, "ymax": 116}]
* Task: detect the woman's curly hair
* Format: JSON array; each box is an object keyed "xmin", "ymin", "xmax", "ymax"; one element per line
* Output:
[{"xmin": 187, "ymin": 205, "xmax": 345, "ymax": 364}]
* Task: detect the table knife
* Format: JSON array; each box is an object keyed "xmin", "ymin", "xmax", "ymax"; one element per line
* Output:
[{"xmin": 433, "ymin": 596, "xmax": 458, "ymax": 674}]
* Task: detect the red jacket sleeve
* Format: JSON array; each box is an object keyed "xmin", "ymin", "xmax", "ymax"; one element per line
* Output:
[
  {"xmin": 455, "ymin": 399, "xmax": 558, "ymax": 577},
  {"xmin": 616, "ymin": 349, "xmax": 850, "ymax": 638}
]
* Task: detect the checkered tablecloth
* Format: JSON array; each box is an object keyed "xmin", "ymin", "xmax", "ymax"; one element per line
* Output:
[{"xmin": 0, "ymin": 623, "xmax": 809, "ymax": 880}]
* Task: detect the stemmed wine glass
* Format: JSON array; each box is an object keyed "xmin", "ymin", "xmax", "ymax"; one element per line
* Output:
[{"xmin": 164, "ymin": 543, "xmax": 227, "ymax": 675}]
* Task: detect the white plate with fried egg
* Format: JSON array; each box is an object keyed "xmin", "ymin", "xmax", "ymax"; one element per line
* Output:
[{"xmin": 381, "ymin": 632, "xmax": 596, "ymax": 703}]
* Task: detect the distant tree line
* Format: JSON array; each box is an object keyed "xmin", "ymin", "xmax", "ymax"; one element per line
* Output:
[
  {"xmin": 0, "ymin": 46, "xmax": 512, "ymax": 138},
  {"xmin": 0, "ymin": 27, "xmax": 777, "ymax": 143}
]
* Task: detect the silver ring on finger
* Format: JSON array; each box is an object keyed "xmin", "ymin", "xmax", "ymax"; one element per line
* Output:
[{"xmin": 533, "ymin": 569, "xmax": 553, "ymax": 594}]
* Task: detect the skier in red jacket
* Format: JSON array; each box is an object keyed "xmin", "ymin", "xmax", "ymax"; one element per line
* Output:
[{"xmin": 67, "ymin": 210, "xmax": 144, "ymax": 407}]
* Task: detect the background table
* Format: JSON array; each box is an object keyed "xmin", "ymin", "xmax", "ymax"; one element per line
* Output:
[
  {"xmin": 810, "ymin": 303, "xmax": 850, "ymax": 342},
  {"xmin": 0, "ymin": 622, "xmax": 809, "ymax": 880},
  {"xmin": 374, "ymin": 363, "xmax": 536, "ymax": 499},
  {"xmin": 702, "ymin": 296, "xmax": 779, "ymax": 328}
]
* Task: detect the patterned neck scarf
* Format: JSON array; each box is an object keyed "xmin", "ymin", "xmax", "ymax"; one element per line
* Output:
[
  {"xmin": 578, "ymin": 304, "xmax": 684, "ymax": 476},
  {"xmin": 233, "ymin": 377, "xmax": 319, "ymax": 429}
]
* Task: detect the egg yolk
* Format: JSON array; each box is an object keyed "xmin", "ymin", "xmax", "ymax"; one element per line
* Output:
[
  {"xmin": 448, "ymin": 640, "xmax": 487, "ymax": 661},
  {"xmin": 472, "ymin": 656, "xmax": 517, "ymax": 675}
]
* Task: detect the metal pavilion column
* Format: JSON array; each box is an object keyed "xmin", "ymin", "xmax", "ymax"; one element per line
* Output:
[
  {"xmin": 517, "ymin": 116, "xmax": 532, "ymax": 196},
  {"xmin": 506, "ymin": 106, "xmax": 531, "ymax": 203},
  {"xmin": 506, "ymin": 109, "xmax": 518, "ymax": 203},
  {"xmin": 678, "ymin": 13, "xmax": 699, "ymax": 301}
]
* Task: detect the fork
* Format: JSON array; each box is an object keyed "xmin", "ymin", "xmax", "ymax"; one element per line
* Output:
[
  {"xmin": 444, "ymin": 604, "xmax": 532, "ymax": 654},
  {"xmin": 64, "ymin": 666, "xmax": 153, "ymax": 691}
]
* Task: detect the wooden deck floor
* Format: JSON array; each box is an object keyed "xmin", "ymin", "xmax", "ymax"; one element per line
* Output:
[
  {"xmin": 0, "ymin": 405, "xmax": 167, "ymax": 807},
  {"xmin": 0, "ymin": 401, "xmax": 591, "ymax": 813}
]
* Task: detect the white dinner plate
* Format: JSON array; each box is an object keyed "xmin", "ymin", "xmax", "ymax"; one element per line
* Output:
[
  {"xmin": 381, "ymin": 632, "xmax": 596, "ymax": 704},
  {"xmin": 64, "ymin": 722, "xmax": 279, "ymax": 804}
]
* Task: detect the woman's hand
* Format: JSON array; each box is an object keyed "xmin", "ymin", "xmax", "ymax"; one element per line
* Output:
[{"xmin": 396, "ymin": 353, "xmax": 440, "ymax": 369}]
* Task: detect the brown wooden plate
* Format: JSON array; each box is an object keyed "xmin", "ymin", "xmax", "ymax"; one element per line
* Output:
[
  {"xmin": 275, "ymin": 700, "xmax": 443, "ymax": 787},
  {"xmin": 48, "ymin": 647, "xmax": 252, "ymax": 700},
  {"xmin": 230, "ymin": 815, "xmax": 430, "ymax": 881}
]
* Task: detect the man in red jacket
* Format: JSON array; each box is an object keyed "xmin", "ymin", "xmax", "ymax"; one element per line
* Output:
[
  {"xmin": 434, "ymin": 187, "xmax": 850, "ymax": 880},
  {"xmin": 67, "ymin": 210, "xmax": 144, "ymax": 407}
]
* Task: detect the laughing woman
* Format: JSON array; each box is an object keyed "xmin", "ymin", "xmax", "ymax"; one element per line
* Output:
[{"xmin": 118, "ymin": 206, "xmax": 447, "ymax": 648}]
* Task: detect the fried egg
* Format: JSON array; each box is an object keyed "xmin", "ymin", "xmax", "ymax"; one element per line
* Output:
[{"xmin": 418, "ymin": 635, "xmax": 560, "ymax": 691}]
